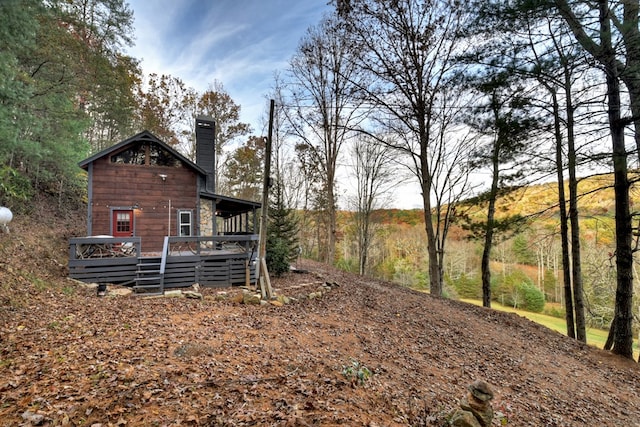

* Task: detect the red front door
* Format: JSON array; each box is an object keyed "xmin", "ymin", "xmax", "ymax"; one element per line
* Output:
[{"xmin": 112, "ymin": 210, "xmax": 133, "ymax": 237}]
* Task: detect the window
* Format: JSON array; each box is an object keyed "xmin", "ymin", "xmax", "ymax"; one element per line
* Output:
[
  {"xmin": 112, "ymin": 210, "xmax": 133, "ymax": 237},
  {"xmin": 110, "ymin": 141, "xmax": 182, "ymax": 167},
  {"xmin": 111, "ymin": 141, "xmax": 146, "ymax": 164},
  {"xmin": 116, "ymin": 212, "xmax": 131, "ymax": 233},
  {"xmin": 178, "ymin": 210, "xmax": 192, "ymax": 236},
  {"xmin": 149, "ymin": 143, "xmax": 182, "ymax": 167}
]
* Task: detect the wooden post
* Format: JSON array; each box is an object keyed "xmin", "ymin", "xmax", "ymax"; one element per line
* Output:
[
  {"xmin": 257, "ymin": 99, "xmax": 275, "ymax": 299},
  {"xmin": 260, "ymin": 257, "xmax": 272, "ymax": 298},
  {"xmin": 168, "ymin": 199, "xmax": 172, "ymax": 236},
  {"xmin": 245, "ymin": 259, "xmax": 251, "ymax": 288}
]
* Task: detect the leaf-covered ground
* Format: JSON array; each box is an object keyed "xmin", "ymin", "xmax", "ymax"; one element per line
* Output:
[{"xmin": 1, "ymin": 216, "xmax": 639, "ymax": 426}]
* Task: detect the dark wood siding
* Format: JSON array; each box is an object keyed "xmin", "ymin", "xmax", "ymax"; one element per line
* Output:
[{"xmin": 90, "ymin": 158, "xmax": 198, "ymax": 252}]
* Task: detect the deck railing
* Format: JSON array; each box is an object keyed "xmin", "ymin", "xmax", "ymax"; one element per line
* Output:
[
  {"xmin": 165, "ymin": 235, "xmax": 258, "ymax": 256},
  {"xmin": 69, "ymin": 236, "xmax": 142, "ymax": 259},
  {"xmin": 68, "ymin": 236, "xmax": 141, "ymax": 284},
  {"xmin": 162, "ymin": 235, "xmax": 258, "ymax": 288},
  {"xmin": 69, "ymin": 235, "xmax": 258, "ymax": 287}
]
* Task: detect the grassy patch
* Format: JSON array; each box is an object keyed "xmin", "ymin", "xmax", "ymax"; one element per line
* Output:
[{"xmin": 461, "ymin": 299, "xmax": 639, "ymax": 360}]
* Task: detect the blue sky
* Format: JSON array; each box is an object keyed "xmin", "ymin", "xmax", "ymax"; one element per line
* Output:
[
  {"xmin": 125, "ymin": 0, "xmax": 424, "ymax": 209},
  {"xmin": 126, "ymin": 0, "xmax": 333, "ymax": 133}
]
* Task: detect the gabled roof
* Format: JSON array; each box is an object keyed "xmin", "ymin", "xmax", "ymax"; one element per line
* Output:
[
  {"xmin": 79, "ymin": 130, "xmax": 262, "ymax": 215},
  {"xmin": 78, "ymin": 130, "xmax": 207, "ymax": 175}
]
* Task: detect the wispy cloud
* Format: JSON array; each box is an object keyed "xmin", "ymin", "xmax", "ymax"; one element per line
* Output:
[{"xmin": 127, "ymin": 0, "xmax": 331, "ymax": 127}]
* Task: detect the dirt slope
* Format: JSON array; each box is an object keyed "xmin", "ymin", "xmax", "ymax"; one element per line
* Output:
[{"xmin": 0, "ymin": 216, "xmax": 639, "ymax": 426}]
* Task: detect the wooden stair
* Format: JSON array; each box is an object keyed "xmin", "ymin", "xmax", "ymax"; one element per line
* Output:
[{"xmin": 133, "ymin": 256, "xmax": 164, "ymax": 295}]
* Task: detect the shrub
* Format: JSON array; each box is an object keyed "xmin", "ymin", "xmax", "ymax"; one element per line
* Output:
[
  {"xmin": 448, "ymin": 273, "xmax": 482, "ymax": 299},
  {"xmin": 492, "ymin": 270, "xmax": 545, "ymax": 312},
  {"xmin": 265, "ymin": 237, "xmax": 291, "ymax": 277},
  {"xmin": 492, "ymin": 270, "xmax": 532, "ymax": 307},
  {"xmin": 518, "ymin": 282, "xmax": 545, "ymax": 313},
  {"xmin": 373, "ymin": 258, "xmax": 396, "ymax": 281},
  {"xmin": 0, "ymin": 166, "xmax": 33, "ymax": 212},
  {"xmin": 543, "ymin": 303, "xmax": 565, "ymax": 318},
  {"xmin": 392, "ymin": 258, "xmax": 414, "ymax": 287},
  {"xmin": 512, "ymin": 234, "xmax": 536, "ymax": 265},
  {"xmin": 413, "ymin": 271, "xmax": 429, "ymax": 290},
  {"xmin": 335, "ymin": 257, "xmax": 358, "ymax": 273}
]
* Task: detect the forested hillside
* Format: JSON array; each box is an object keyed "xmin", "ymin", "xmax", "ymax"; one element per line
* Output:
[{"xmin": 328, "ymin": 175, "xmax": 632, "ymax": 331}]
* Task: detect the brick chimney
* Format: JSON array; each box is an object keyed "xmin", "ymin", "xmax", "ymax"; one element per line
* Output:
[{"xmin": 195, "ymin": 116, "xmax": 215, "ymax": 192}]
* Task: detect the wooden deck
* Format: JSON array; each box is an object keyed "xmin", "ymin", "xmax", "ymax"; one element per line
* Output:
[{"xmin": 69, "ymin": 235, "xmax": 258, "ymax": 293}]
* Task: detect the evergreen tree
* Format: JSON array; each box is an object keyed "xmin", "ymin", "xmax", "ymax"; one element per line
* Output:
[
  {"xmin": 0, "ymin": 0, "xmax": 40, "ymax": 208},
  {"xmin": 0, "ymin": 0, "xmax": 90, "ymax": 211},
  {"xmin": 551, "ymin": 0, "xmax": 638, "ymax": 360},
  {"xmin": 463, "ymin": 68, "xmax": 539, "ymax": 308},
  {"xmin": 466, "ymin": 0, "xmax": 592, "ymax": 344},
  {"xmin": 266, "ymin": 177, "xmax": 299, "ymax": 276},
  {"xmin": 0, "ymin": 0, "xmax": 137, "ymax": 211},
  {"xmin": 53, "ymin": 0, "xmax": 138, "ymax": 151}
]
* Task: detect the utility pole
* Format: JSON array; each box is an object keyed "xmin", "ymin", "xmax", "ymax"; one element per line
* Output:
[{"xmin": 257, "ymin": 99, "xmax": 275, "ymax": 299}]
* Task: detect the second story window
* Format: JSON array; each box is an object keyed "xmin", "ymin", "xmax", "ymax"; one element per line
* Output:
[{"xmin": 111, "ymin": 141, "xmax": 183, "ymax": 167}]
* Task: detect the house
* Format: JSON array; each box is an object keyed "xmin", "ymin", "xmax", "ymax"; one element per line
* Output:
[{"xmin": 68, "ymin": 116, "xmax": 261, "ymax": 294}]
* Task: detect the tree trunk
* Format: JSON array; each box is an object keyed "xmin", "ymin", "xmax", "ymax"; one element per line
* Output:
[
  {"xmin": 551, "ymin": 86, "xmax": 576, "ymax": 339},
  {"xmin": 564, "ymin": 63, "xmax": 586, "ymax": 343},
  {"xmin": 618, "ymin": 0, "xmax": 640, "ymax": 165},
  {"xmin": 601, "ymin": 2, "xmax": 635, "ymax": 359},
  {"xmin": 422, "ymin": 174, "xmax": 442, "ymax": 296},
  {"xmin": 481, "ymin": 142, "xmax": 500, "ymax": 308},
  {"xmin": 424, "ymin": 209, "xmax": 442, "ymax": 296},
  {"xmin": 326, "ymin": 139, "xmax": 338, "ymax": 265},
  {"xmin": 359, "ymin": 212, "xmax": 370, "ymax": 275},
  {"xmin": 327, "ymin": 191, "xmax": 337, "ymax": 265},
  {"xmin": 604, "ymin": 309, "xmax": 616, "ymax": 350},
  {"xmin": 610, "ymin": 116, "xmax": 634, "ymax": 359},
  {"xmin": 553, "ymin": 0, "xmax": 636, "ymax": 360}
]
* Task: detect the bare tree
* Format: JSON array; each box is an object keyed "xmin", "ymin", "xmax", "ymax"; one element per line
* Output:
[
  {"xmin": 268, "ymin": 77, "xmax": 306, "ymax": 210},
  {"xmin": 268, "ymin": 77, "xmax": 326, "ymax": 259},
  {"xmin": 349, "ymin": 135, "xmax": 397, "ymax": 275},
  {"xmin": 339, "ymin": 0, "xmax": 472, "ymax": 296},
  {"xmin": 196, "ymin": 81, "xmax": 251, "ymax": 192},
  {"xmin": 284, "ymin": 16, "xmax": 367, "ymax": 264}
]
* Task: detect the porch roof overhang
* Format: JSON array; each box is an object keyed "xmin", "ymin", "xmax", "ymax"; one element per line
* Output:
[{"xmin": 201, "ymin": 192, "xmax": 261, "ymax": 219}]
